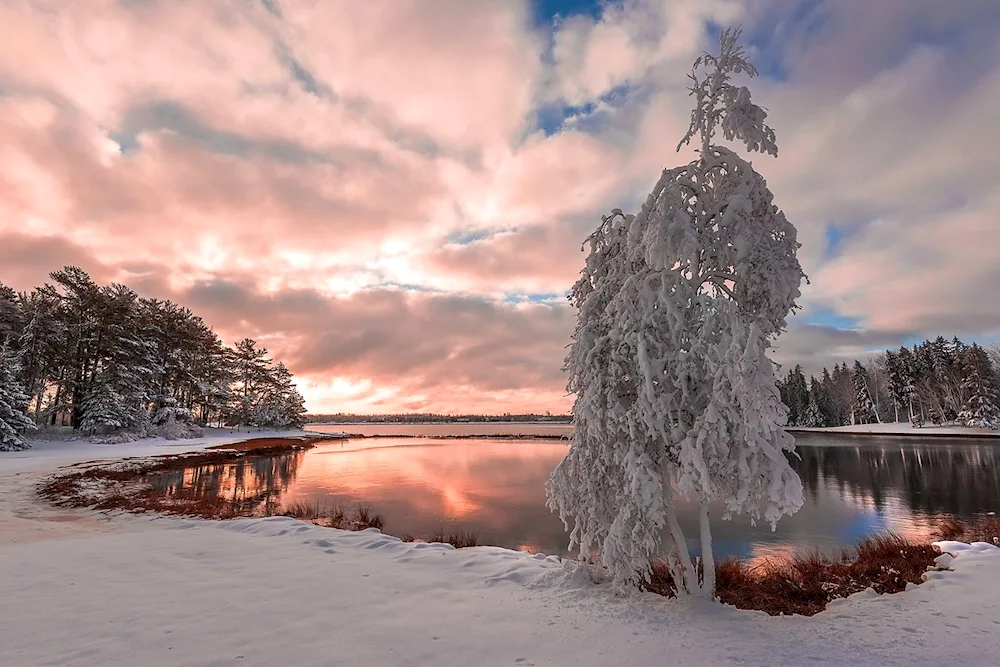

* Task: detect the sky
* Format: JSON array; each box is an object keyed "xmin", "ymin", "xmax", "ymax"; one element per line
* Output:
[{"xmin": 1, "ymin": 0, "xmax": 999, "ymax": 415}]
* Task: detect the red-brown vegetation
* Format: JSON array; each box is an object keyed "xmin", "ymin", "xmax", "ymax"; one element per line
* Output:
[
  {"xmin": 935, "ymin": 515, "xmax": 1000, "ymax": 545},
  {"xmin": 645, "ymin": 533, "xmax": 939, "ymax": 616}
]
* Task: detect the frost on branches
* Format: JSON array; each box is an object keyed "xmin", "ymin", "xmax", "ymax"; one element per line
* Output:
[
  {"xmin": 957, "ymin": 344, "xmax": 999, "ymax": 429},
  {"xmin": 546, "ymin": 28, "xmax": 806, "ymax": 596},
  {"xmin": 0, "ymin": 345, "xmax": 36, "ymax": 451}
]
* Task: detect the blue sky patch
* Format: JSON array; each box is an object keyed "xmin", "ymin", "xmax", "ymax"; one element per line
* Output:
[
  {"xmin": 503, "ymin": 292, "xmax": 566, "ymax": 305},
  {"xmin": 533, "ymin": 0, "xmax": 604, "ymax": 25},
  {"xmin": 445, "ymin": 228, "xmax": 516, "ymax": 246},
  {"xmin": 535, "ymin": 83, "xmax": 635, "ymax": 136},
  {"xmin": 801, "ymin": 307, "xmax": 861, "ymax": 331},
  {"xmin": 536, "ymin": 101, "xmax": 597, "ymax": 136},
  {"xmin": 742, "ymin": 0, "xmax": 827, "ymax": 81}
]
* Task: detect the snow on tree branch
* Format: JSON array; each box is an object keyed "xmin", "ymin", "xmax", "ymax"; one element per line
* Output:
[
  {"xmin": 678, "ymin": 27, "xmax": 778, "ymax": 158},
  {"xmin": 548, "ymin": 28, "xmax": 805, "ymax": 595}
]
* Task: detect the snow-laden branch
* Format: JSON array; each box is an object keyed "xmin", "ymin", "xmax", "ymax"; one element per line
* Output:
[{"xmin": 547, "ymin": 28, "xmax": 806, "ymax": 595}]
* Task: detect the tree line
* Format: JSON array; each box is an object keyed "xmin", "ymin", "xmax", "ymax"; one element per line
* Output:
[
  {"xmin": 776, "ymin": 336, "xmax": 1000, "ymax": 428},
  {"xmin": 1, "ymin": 266, "xmax": 306, "ymax": 450}
]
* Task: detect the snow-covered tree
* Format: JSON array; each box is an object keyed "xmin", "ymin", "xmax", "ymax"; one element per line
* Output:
[
  {"xmin": 547, "ymin": 28, "xmax": 805, "ymax": 595},
  {"xmin": 957, "ymin": 344, "xmax": 999, "ymax": 428},
  {"xmin": 227, "ymin": 338, "xmax": 273, "ymax": 428},
  {"xmin": 258, "ymin": 362, "xmax": 308, "ymax": 429},
  {"xmin": 0, "ymin": 344, "xmax": 36, "ymax": 451},
  {"xmin": 800, "ymin": 378, "xmax": 824, "ymax": 427},
  {"xmin": 852, "ymin": 360, "xmax": 879, "ymax": 425},
  {"xmin": 1, "ymin": 267, "xmax": 309, "ymax": 439}
]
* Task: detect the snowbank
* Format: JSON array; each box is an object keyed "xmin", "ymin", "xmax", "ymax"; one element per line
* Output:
[
  {"xmin": 0, "ymin": 429, "xmax": 321, "ymax": 545},
  {"xmin": 788, "ymin": 422, "xmax": 999, "ymax": 438},
  {"xmin": 3, "ymin": 439, "xmax": 1000, "ymax": 666},
  {"xmin": 5, "ymin": 427, "xmax": 324, "ymax": 474}
]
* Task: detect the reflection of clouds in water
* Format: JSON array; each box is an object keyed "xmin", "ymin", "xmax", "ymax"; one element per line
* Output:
[
  {"xmin": 281, "ymin": 439, "xmax": 571, "ymax": 549},
  {"xmin": 157, "ymin": 436, "xmax": 1000, "ymax": 561}
]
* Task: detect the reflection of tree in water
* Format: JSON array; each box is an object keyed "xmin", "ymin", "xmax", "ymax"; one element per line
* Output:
[
  {"xmin": 148, "ymin": 452, "xmax": 304, "ymax": 515},
  {"xmin": 795, "ymin": 442, "xmax": 1000, "ymax": 517}
]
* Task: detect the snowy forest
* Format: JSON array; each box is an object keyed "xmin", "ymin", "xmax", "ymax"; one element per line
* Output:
[
  {"xmin": 776, "ymin": 336, "xmax": 1000, "ymax": 428},
  {"xmin": 0, "ymin": 266, "xmax": 307, "ymax": 450}
]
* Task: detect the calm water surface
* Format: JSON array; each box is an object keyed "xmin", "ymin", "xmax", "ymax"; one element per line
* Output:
[
  {"xmin": 152, "ymin": 424, "xmax": 1000, "ymax": 563},
  {"xmin": 308, "ymin": 422, "xmax": 573, "ymax": 438}
]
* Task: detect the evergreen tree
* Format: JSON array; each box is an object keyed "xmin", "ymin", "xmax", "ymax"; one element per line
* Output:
[
  {"xmin": 260, "ymin": 362, "xmax": 308, "ymax": 428},
  {"xmin": 0, "ymin": 283, "xmax": 21, "ymax": 348},
  {"xmin": 817, "ymin": 367, "xmax": 835, "ymax": 426},
  {"xmin": 0, "ymin": 344, "xmax": 37, "ymax": 450},
  {"xmin": 801, "ymin": 377, "xmax": 824, "ymax": 427},
  {"xmin": 884, "ymin": 350, "xmax": 905, "ymax": 422},
  {"xmin": 852, "ymin": 360, "xmax": 879, "ymax": 424},
  {"xmin": 957, "ymin": 344, "xmax": 999, "ymax": 428},
  {"xmin": 0, "ymin": 267, "xmax": 309, "ymax": 440},
  {"xmin": 897, "ymin": 346, "xmax": 919, "ymax": 421},
  {"xmin": 780, "ymin": 365, "xmax": 809, "ymax": 426},
  {"xmin": 228, "ymin": 338, "xmax": 273, "ymax": 428},
  {"xmin": 79, "ymin": 380, "xmax": 129, "ymax": 434}
]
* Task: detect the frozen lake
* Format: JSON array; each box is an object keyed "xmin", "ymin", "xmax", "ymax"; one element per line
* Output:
[{"xmin": 149, "ymin": 425, "xmax": 1000, "ymax": 562}]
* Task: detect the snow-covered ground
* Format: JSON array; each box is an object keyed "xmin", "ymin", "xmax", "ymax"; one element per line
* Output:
[
  {"xmin": 3, "ymin": 438, "xmax": 1000, "ymax": 666},
  {"xmin": 789, "ymin": 422, "xmax": 999, "ymax": 437},
  {"xmin": 0, "ymin": 428, "xmax": 324, "ymax": 544}
]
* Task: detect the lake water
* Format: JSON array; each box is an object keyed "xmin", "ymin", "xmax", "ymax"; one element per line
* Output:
[
  {"xmin": 152, "ymin": 424, "xmax": 1000, "ymax": 563},
  {"xmin": 307, "ymin": 422, "xmax": 573, "ymax": 438}
]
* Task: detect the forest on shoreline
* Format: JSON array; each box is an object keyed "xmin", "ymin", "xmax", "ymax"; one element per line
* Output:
[
  {"xmin": 1, "ymin": 266, "xmax": 306, "ymax": 450},
  {"xmin": 777, "ymin": 337, "xmax": 1000, "ymax": 428}
]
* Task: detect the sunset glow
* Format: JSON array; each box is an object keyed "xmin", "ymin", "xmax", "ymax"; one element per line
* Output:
[{"xmin": 2, "ymin": 0, "xmax": 998, "ymax": 414}]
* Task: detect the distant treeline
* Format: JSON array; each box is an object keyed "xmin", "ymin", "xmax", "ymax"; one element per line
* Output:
[
  {"xmin": 0, "ymin": 266, "xmax": 307, "ymax": 450},
  {"xmin": 306, "ymin": 413, "xmax": 573, "ymax": 424},
  {"xmin": 777, "ymin": 336, "xmax": 1000, "ymax": 428}
]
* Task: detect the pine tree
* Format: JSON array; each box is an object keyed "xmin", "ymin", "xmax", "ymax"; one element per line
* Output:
[
  {"xmin": 228, "ymin": 338, "xmax": 273, "ymax": 428},
  {"xmin": 801, "ymin": 377, "xmax": 824, "ymax": 427},
  {"xmin": 0, "ymin": 345, "xmax": 37, "ymax": 450},
  {"xmin": 2, "ymin": 267, "xmax": 309, "ymax": 439},
  {"xmin": 897, "ymin": 346, "xmax": 919, "ymax": 421},
  {"xmin": 79, "ymin": 379, "xmax": 129, "ymax": 434},
  {"xmin": 957, "ymin": 344, "xmax": 999, "ymax": 428},
  {"xmin": 0, "ymin": 283, "xmax": 21, "ymax": 349},
  {"xmin": 852, "ymin": 360, "xmax": 878, "ymax": 424},
  {"xmin": 818, "ymin": 367, "xmax": 835, "ymax": 426}
]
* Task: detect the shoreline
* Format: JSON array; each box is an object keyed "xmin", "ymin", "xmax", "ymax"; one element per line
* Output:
[
  {"xmin": 787, "ymin": 427, "xmax": 1000, "ymax": 440},
  {"xmin": 8, "ymin": 432, "xmax": 1000, "ymax": 622}
]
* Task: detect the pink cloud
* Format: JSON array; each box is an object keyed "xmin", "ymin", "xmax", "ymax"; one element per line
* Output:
[{"xmin": 2, "ymin": 0, "xmax": 999, "ymax": 412}]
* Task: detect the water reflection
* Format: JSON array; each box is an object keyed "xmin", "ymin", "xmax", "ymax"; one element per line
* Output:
[
  {"xmin": 146, "ymin": 434, "xmax": 1000, "ymax": 562},
  {"xmin": 147, "ymin": 451, "xmax": 305, "ymax": 516},
  {"xmin": 794, "ymin": 435, "xmax": 1000, "ymax": 516}
]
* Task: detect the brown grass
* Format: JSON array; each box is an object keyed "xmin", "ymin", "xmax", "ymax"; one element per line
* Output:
[
  {"xmin": 646, "ymin": 532, "xmax": 938, "ymax": 616},
  {"xmin": 934, "ymin": 516, "xmax": 1000, "ymax": 545},
  {"xmin": 38, "ymin": 438, "xmax": 314, "ymax": 516},
  {"xmin": 428, "ymin": 528, "xmax": 481, "ymax": 548},
  {"xmin": 279, "ymin": 501, "xmax": 385, "ymax": 531},
  {"xmin": 280, "ymin": 501, "xmax": 329, "ymax": 521},
  {"xmin": 207, "ymin": 436, "xmax": 344, "ymax": 451}
]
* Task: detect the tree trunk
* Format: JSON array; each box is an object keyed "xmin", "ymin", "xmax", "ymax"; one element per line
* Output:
[
  {"xmin": 662, "ymin": 480, "xmax": 698, "ymax": 595},
  {"xmin": 699, "ymin": 501, "xmax": 715, "ymax": 597}
]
